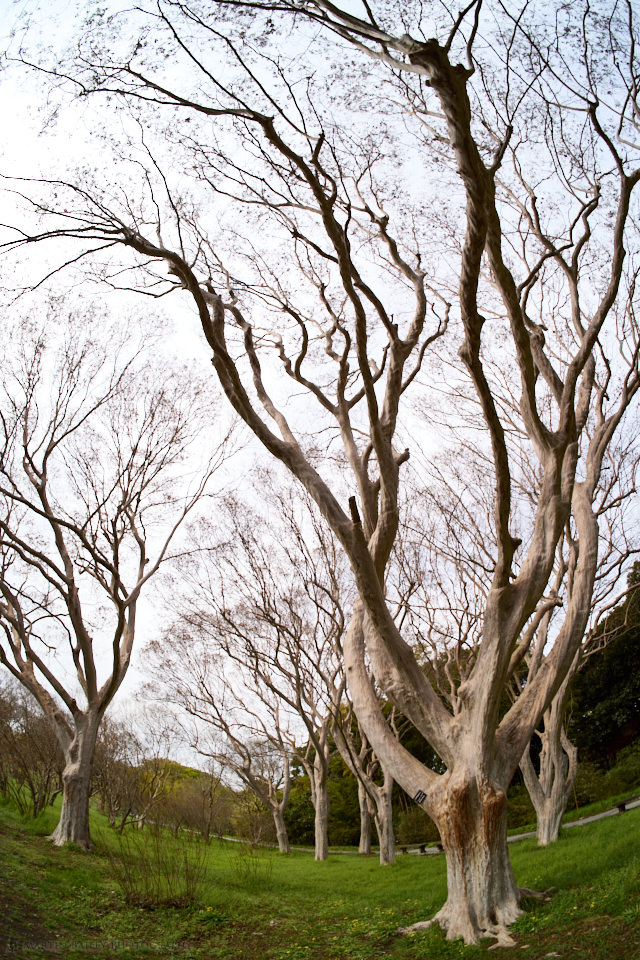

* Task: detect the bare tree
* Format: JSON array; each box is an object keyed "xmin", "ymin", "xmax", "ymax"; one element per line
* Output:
[
  {"xmin": 397, "ymin": 421, "xmax": 640, "ymax": 847},
  {"xmin": 93, "ymin": 716, "xmax": 143, "ymax": 829},
  {"xmin": 93, "ymin": 709, "xmax": 182, "ymax": 833},
  {"xmin": 150, "ymin": 628, "xmax": 294, "ymax": 854},
  {"xmin": 0, "ymin": 678, "xmax": 63, "ymax": 817},
  {"xmin": 151, "ymin": 493, "xmax": 349, "ymax": 860},
  {"xmin": 332, "ymin": 704, "xmax": 396, "ymax": 864},
  {"xmin": 4, "ymin": 0, "xmax": 640, "ymax": 942},
  {"xmin": 0, "ymin": 315, "xmax": 224, "ymax": 847},
  {"xmin": 520, "ymin": 516, "xmax": 640, "ymax": 845},
  {"xmin": 180, "ymin": 762, "xmax": 232, "ymax": 843}
]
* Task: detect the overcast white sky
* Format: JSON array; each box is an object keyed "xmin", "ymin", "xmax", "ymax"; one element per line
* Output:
[{"xmin": 0, "ymin": 0, "xmax": 251, "ymax": 721}]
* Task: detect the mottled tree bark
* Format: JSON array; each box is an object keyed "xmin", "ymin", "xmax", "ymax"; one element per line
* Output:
[
  {"xmin": 49, "ymin": 713, "xmax": 100, "ymax": 849},
  {"xmin": 358, "ymin": 779, "xmax": 373, "ymax": 855},
  {"xmin": 521, "ymin": 673, "xmax": 578, "ymax": 846}
]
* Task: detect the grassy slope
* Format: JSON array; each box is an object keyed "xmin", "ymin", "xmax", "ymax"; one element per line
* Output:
[{"xmin": 0, "ymin": 799, "xmax": 638, "ymax": 960}]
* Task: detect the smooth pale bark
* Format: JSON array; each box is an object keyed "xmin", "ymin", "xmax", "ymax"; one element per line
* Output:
[
  {"xmin": 312, "ymin": 751, "xmax": 329, "ymax": 861},
  {"xmin": 298, "ymin": 735, "xmax": 331, "ymax": 861},
  {"xmin": 358, "ymin": 779, "xmax": 372, "ymax": 855},
  {"xmin": 373, "ymin": 777, "xmax": 396, "ymax": 866},
  {"xmin": 334, "ymin": 712, "xmax": 396, "ymax": 864},
  {"xmin": 272, "ymin": 806, "xmax": 290, "ymax": 854},
  {"xmin": 228, "ymin": 756, "xmax": 292, "ymax": 855},
  {"xmin": 520, "ymin": 673, "xmax": 578, "ymax": 846},
  {"xmin": 49, "ymin": 713, "xmax": 100, "ymax": 849}
]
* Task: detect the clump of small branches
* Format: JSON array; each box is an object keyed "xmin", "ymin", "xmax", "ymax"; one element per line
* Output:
[
  {"xmin": 106, "ymin": 823, "xmax": 208, "ymax": 908},
  {"xmin": 226, "ymin": 841, "xmax": 274, "ymax": 891}
]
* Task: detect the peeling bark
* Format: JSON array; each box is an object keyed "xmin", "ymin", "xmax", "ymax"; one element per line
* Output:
[{"xmin": 430, "ymin": 768, "xmax": 519, "ymax": 944}]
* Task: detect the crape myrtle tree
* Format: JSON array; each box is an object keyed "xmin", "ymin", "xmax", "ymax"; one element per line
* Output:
[
  {"xmin": 332, "ymin": 699, "xmax": 397, "ymax": 863},
  {"xmin": 395, "ymin": 398, "xmax": 640, "ymax": 848},
  {"xmin": 151, "ymin": 493, "xmax": 350, "ymax": 860},
  {"xmin": 0, "ymin": 314, "xmax": 225, "ymax": 847},
  {"xmin": 518, "ymin": 495, "xmax": 639, "ymax": 846},
  {"xmin": 149, "ymin": 626, "xmax": 295, "ymax": 854},
  {"xmin": 4, "ymin": 0, "xmax": 640, "ymax": 941}
]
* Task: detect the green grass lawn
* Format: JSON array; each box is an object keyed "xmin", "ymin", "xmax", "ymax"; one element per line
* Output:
[{"xmin": 0, "ymin": 798, "xmax": 638, "ymax": 960}]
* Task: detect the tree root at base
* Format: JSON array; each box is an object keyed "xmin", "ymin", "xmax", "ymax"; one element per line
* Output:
[
  {"xmin": 398, "ymin": 915, "xmax": 518, "ymax": 948},
  {"xmin": 518, "ymin": 886, "xmax": 556, "ymax": 902}
]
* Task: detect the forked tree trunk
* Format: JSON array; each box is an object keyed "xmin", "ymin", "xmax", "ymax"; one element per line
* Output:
[
  {"xmin": 521, "ymin": 723, "xmax": 578, "ymax": 846},
  {"xmin": 520, "ymin": 671, "xmax": 578, "ymax": 846},
  {"xmin": 429, "ymin": 769, "xmax": 520, "ymax": 945},
  {"xmin": 49, "ymin": 713, "xmax": 99, "ymax": 849},
  {"xmin": 272, "ymin": 806, "xmax": 290, "ymax": 854},
  {"xmin": 532, "ymin": 789, "xmax": 566, "ymax": 847},
  {"xmin": 358, "ymin": 779, "xmax": 372, "ymax": 854}
]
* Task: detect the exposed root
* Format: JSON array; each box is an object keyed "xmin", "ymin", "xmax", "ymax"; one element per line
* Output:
[
  {"xmin": 518, "ymin": 886, "xmax": 556, "ymax": 903},
  {"xmin": 397, "ymin": 919, "xmax": 436, "ymax": 935},
  {"xmin": 398, "ymin": 911, "xmax": 518, "ymax": 948},
  {"xmin": 487, "ymin": 928, "xmax": 517, "ymax": 948}
]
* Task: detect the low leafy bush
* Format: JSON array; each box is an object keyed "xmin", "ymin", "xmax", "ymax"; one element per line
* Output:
[
  {"xmin": 395, "ymin": 806, "xmax": 440, "ymax": 845},
  {"xmin": 602, "ymin": 740, "xmax": 640, "ymax": 796}
]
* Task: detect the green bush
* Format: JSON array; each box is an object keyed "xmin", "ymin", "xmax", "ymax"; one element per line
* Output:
[
  {"xmin": 395, "ymin": 806, "xmax": 440, "ymax": 845},
  {"xmin": 602, "ymin": 741, "xmax": 640, "ymax": 796},
  {"xmin": 506, "ymin": 782, "xmax": 536, "ymax": 829},
  {"xmin": 572, "ymin": 760, "xmax": 609, "ymax": 807}
]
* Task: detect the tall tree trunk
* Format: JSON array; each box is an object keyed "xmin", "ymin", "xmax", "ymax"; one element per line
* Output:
[
  {"xmin": 313, "ymin": 773, "xmax": 329, "ymax": 861},
  {"xmin": 49, "ymin": 713, "xmax": 99, "ymax": 849},
  {"xmin": 272, "ymin": 806, "xmax": 290, "ymax": 854},
  {"xmin": 306, "ymin": 749, "xmax": 329, "ymax": 861},
  {"xmin": 374, "ymin": 776, "xmax": 395, "ymax": 865},
  {"xmin": 358, "ymin": 779, "xmax": 372, "ymax": 855},
  {"xmin": 431, "ymin": 768, "xmax": 520, "ymax": 945}
]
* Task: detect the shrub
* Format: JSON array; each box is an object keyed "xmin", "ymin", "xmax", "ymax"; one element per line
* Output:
[
  {"xmin": 395, "ymin": 806, "xmax": 440, "ymax": 845},
  {"xmin": 106, "ymin": 823, "xmax": 207, "ymax": 907}
]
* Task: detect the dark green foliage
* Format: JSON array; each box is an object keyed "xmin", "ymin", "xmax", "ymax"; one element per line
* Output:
[
  {"xmin": 327, "ymin": 755, "xmax": 360, "ymax": 846},
  {"xmin": 569, "ymin": 563, "xmax": 640, "ymax": 766},
  {"xmin": 571, "ymin": 742, "xmax": 640, "ymax": 807},
  {"xmin": 395, "ymin": 805, "xmax": 440, "ymax": 844},
  {"xmin": 505, "ymin": 781, "xmax": 536, "ymax": 829},
  {"xmin": 283, "ymin": 778, "xmax": 315, "ymax": 845}
]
